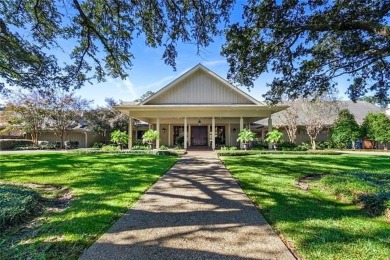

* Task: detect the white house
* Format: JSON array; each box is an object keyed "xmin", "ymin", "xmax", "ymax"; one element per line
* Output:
[{"xmin": 115, "ymin": 64, "xmax": 287, "ymax": 150}]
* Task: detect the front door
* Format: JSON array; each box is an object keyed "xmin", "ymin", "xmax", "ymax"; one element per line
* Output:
[{"xmin": 191, "ymin": 126, "xmax": 208, "ymax": 146}]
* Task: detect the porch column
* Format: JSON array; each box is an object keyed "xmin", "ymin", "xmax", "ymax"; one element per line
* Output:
[
  {"xmin": 128, "ymin": 117, "xmax": 133, "ymax": 149},
  {"xmin": 268, "ymin": 116, "xmax": 273, "ymax": 149},
  {"xmin": 184, "ymin": 117, "xmax": 187, "ymax": 149},
  {"xmin": 212, "ymin": 117, "xmax": 215, "ymax": 150},
  {"xmin": 189, "ymin": 124, "xmax": 191, "ymax": 147},
  {"xmin": 168, "ymin": 123, "xmax": 171, "ymax": 147},
  {"xmin": 239, "ymin": 117, "xmax": 244, "ymax": 149},
  {"xmin": 207, "ymin": 124, "xmax": 210, "ymax": 147},
  {"xmin": 261, "ymin": 129, "xmax": 265, "ymax": 141},
  {"xmin": 228, "ymin": 123, "xmax": 231, "ymax": 146},
  {"xmin": 156, "ymin": 118, "xmax": 160, "ymax": 149}
]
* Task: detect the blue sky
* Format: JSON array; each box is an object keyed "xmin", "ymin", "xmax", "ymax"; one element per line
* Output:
[{"xmin": 1, "ymin": 2, "xmax": 354, "ymax": 107}]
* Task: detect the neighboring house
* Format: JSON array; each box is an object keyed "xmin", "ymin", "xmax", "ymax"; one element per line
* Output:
[
  {"xmin": 115, "ymin": 64, "xmax": 288, "ymax": 149},
  {"xmin": 253, "ymin": 100, "xmax": 387, "ymax": 148}
]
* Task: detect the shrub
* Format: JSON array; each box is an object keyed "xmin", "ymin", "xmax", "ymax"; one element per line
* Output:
[
  {"xmin": 221, "ymin": 146, "xmax": 238, "ymax": 151},
  {"xmin": 101, "ymin": 145, "xmax": 120, "ymax": 151},
  {"xmin": 252, "ymin": 141, "xmax": 267, "ymax": 149},
  {"xmin": 277, "ymin": 142, "xmax": 297, "ymax": 151},
  {"xmin": 64, "ymin": 140, "xmax": 79, "ymax": 149},
  {"xmin": 159, "ymin": 145, "xmax": 168, "ymax": 150},
  {"xmin": 38, "ymin": 141, "xmax": 60, "ymax": 149},
  {"xmin": 358, "ymin": 193, "xmax": 389, "ymax": 217},
  {"xmin": 0, "ymin": 139, "xmax": 34, "ymax": 150},
  {"xmin": 132, "ymin": 145, "xmax": 151, "ymax": 150},
  {"xmin": 0, "ymin": 185, "xmax": 41, "ymax": 231},
  {"xmin": 92, "ymin": 142, "xmax": 104, "ymax": 148}
]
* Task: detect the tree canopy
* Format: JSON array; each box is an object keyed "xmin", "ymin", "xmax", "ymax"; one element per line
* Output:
[
  {"xmin": 362, "ymin": 112, "xmax": 390, "ymax": 146},
  {"xmin": 330, "ymin": 109, "xmax": 361, "ymax": 148},
  {"xmin": 222, "ymin": 0, "xmax": 389, "ymax": 105},
  {"xmin": 0, "ymin": 0, "xmax": 233, "ymax": 92}
]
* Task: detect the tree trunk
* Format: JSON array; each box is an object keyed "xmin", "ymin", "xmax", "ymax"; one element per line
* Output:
[
  {"xmin": 352, "ymin": 140, "xmax": 356, "ymax": 150},
  {"xmin": 310, "ymin": 138, "xmax": 316, "ymax": 150}
]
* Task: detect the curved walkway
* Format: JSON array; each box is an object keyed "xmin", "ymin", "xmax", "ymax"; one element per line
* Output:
[{"xmin": 81, "ymin": 151, "xmax": 295, "ymax": 260}]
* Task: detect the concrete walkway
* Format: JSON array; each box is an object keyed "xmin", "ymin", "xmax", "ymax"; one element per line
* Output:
[{"xmin": 81, "ymin": 151, "xmax": 295, "ymax": 260}]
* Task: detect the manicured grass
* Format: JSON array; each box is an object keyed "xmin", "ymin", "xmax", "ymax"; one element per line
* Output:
[
  {"xmin": 0, "ymin": 153, "xmax": 177, "ymax": 259},
  {"xmin": 221, "ymin": 154, "xmax": 390, "ymax": 260}
]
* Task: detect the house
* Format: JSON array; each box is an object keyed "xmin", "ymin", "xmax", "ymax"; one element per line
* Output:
[
  {"xmin": 253, "ymin": 100, "xmax": 387, "ymax": 148},
  {"xmin": 115, "ymin": 64, "xmax": 288, "ymax": 149}
]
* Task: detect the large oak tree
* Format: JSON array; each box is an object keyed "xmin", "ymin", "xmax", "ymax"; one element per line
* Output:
[
  {"xmin": 222, "ymin": 0, "xmax": 390, "ymax": 105},
  {"xmin": 0, "ymin": 0, "xmax": 233, "ymax": 92}
]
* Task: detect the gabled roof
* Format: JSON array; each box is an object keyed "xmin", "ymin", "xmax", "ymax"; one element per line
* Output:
[{"xmin": 140, "ymin": 64, "xmax": 264, "ymax": 106}]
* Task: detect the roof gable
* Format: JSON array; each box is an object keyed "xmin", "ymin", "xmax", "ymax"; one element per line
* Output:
[{"xmin": 142, "ymin": 64, "xmax": 262, "ymax": 105}]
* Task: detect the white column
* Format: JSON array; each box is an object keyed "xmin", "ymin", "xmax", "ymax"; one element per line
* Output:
[
  {"xmin": 168, "ymin": 123, "xmax": 171, "ymax": 147},
  {"xmin": 268, "ymin": 116, "xmax": 273, "ymax": 149},
  {"xmin": 128, "ymin": 117, "xmax": 133, "ymax": 149},
  {"xmin": 228, "ymin": 123, "xmax": 231, "ymax": 146},
  {"xmin": 156, "ymin": 118, "xmax": 160, "ymax": 149},
  {"xmin": 212, "ymin": 117, "xmax": 215, "ymax": 150},
  {"xmin": 184, "ymin": 117, "xmax": 187, "ymax": 149},
  {"xmin": 84, "ymin": 132, "xmax": 88, "ymax": 148},
  {"xmin": 239, "ymin": 117, "xmax": 244, "ymax": 149}
]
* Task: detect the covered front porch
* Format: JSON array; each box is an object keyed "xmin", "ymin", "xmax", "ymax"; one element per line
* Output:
[{"xmin": 117, "ymin": 105, "xmax": 281, "ymax": 150}]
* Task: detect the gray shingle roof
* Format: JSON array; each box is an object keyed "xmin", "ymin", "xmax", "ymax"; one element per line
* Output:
[{"xmin": 256, "ymin": 101, "xmax": 384, "ymax": 126}]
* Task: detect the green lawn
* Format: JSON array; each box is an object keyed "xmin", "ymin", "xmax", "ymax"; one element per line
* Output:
[
  {"xmin": 0, "ymin": 153, "xmax": 177, "ymax": 259},
  {"xmin": 221, "ymin": 154, "xmax": 390, "ymax": 260}
]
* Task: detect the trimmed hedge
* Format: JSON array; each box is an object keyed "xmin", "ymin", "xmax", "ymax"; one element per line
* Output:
[
  {"xmin": 216, "ymin": 150, "xmax": 342, "ymax": 156},
  {"xmin": 0, "ymin": 139, "xmax": 34, "ymax": 150},
  {"xmin": 72, "ymin": 148, "xmax": 186, "ymax": 156},
  {"xmin": 64, "ymin": 140, "xmax": 79, "ymax": 149}
]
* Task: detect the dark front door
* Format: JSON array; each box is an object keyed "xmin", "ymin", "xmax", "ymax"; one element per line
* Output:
[{"xmin": 191, "ymin": 126, "xmax": 208, "ymax": 146}]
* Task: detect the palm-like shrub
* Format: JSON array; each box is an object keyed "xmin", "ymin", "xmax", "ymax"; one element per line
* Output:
[
  {"xmin": 110, "ymin": 130, "xmax": 128, "ymax": 149},
  {"xmin": 142, "ymin": 129, "xmax": 159, "ymax": 149},
  {"xmin": 236, "ymin": 129, "xmax": 256, "ymax": 150},
  {"xmin": 265, "ymin": 129, "xmax": 284, "ymax": 149}
]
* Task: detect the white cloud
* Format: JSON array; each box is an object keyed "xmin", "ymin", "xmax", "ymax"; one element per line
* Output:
[{"xmin": 203, "ymin": 59, "xmax": 227, "ymax": 67}]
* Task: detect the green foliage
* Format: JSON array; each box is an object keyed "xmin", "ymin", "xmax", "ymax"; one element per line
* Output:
[
  {"xmin": 142, "ymin": 130, "xmax": 159, "ymax": 146},
  {"xmin": 277, "ymin": 141, "xmax": 297, "ymax": 151},
  {"xmin": 220, "ymin": 146, "xmax": 238, "ymax": 151},
  {"xmin": 92, "ymin": 142, "xmax": 104, "ymax": 148},
  {"xmin": 0, "ymin": 139, "xmax": 34, "ymax": 150},
  {"xmin": 221, "ymin": 154, "xmax": 390, "ymax": 259},
  {"xmin": 265, "ymin": 129, "xmax": 284, "ymax": 144},
  {"xmin": 362, "ymin": 112, "xmax": 390, "ymax": 145},
  {"xmin": 132, "ymin": 145, "xmax": 151, "ymax": 150},
  {"xmin": 0, "ymin": 1, "xmax": 234, "ymax": 92},
  {"xmin": 38, "ymin": 141, "xmax": 61, "ymax": 149},
  {"xmin": 159, "ymin": 145, "xmax": 168, "ymax": 150},
  {"xmin": 222, "ymin": 1, "xmax": 389, "ymax": 105},
  {"xmin": 0, "ymin": 185, "xmax": 41, "ymax": 231},
  {"xmin": 101, "ymin": 144, "xmax": 120, "ymax": 151},
  {"xmin": 64, "ymin": 140, "xmax": 79, "ymax": 149},
  {"xmin": 236, "ymin": 129, "xmax": 256, "ymax": 143},
  {"xmin": 110, "ymin": 130, "xmax": 128, "ymax": 147},
  {"xmin": 0, "ymin": 153, "xmax": 177, "ymax": 258},
  {"xmin": 330, "ymin": 109, "xmax": 361, "ymax": 148}
]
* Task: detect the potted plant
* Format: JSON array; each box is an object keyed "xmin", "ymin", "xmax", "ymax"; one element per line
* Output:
[
  {"xmin": 142, "ymin": 129, "xmax": 159, "ymax": 149},
  {"xmin": 110, "ymin": 130, "xmax": 128, "ymax": 149},
  {"xmin": 265, "ymin": 129, "xmax": 284, "ymax": 150},
  {"xmin": 236, "ymin": 129, "xmax": 256, "ymax": 150}
]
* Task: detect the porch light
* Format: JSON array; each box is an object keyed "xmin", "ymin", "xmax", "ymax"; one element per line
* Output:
[
  {"xmin": 233, "ymin": 128, "xmax": 236, "ymax": 133},
  {"xmin": 162, "ymin": 128, "xmax": 166, "ymax": 133},
  {"xmin": 198, "ymin": 119, "xmax": 201, "ymax": 125}
]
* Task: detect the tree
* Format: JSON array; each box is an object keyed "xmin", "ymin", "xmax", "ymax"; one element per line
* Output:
[
  {"xmin": 1, "ymin": 90, "xmax": 48, "ymax": 144},
  {"xmin": 84, "ymin": 98, "xmax": 129, "ymax": 142},
  {"xmin": 46, "ymin": 90, "xmax": 91, "ymax": 148},
  {"xmin": 134, "ymin": 91, "xmax": 155, "ymax": 103},
  {"xmin": 1, "ymin": 1, "xmax": 234, "ymax": 93},
  {"xmin": 274, "ymin": 100, "xmax": 300, "ymax": 144},
  {"xmin": 330, "ymin": 109, "xmax": 361, "ymax": 149},
  {"xmin": 110, "ymin": 130, "xmax": 128, "ymax": 149},
  {"xmin": 362, "ymin": 112, "xmax": 390, "ymax": 149},
  {"xmin": 142, "ymin": 129, "xmax": 159, "ymax": 149},
  {"xmin": 222, "ymin": 1, "xmax": 390, "ymax": 105},
  {"xmin": 265, "ymin": 129, "xmax": 284, "ymax": 150},
  {"xmin": 301, "ymin": 98, "xmax": 339, "ymax": 150},
  {"xmin": 236, "ymin": 129, "xmax": 256, "ymax": 150}
]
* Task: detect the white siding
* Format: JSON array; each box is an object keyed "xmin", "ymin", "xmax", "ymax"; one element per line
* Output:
[{"xmin": 147, "ymin": 70, "xmax": 254, "ymax": 105}]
